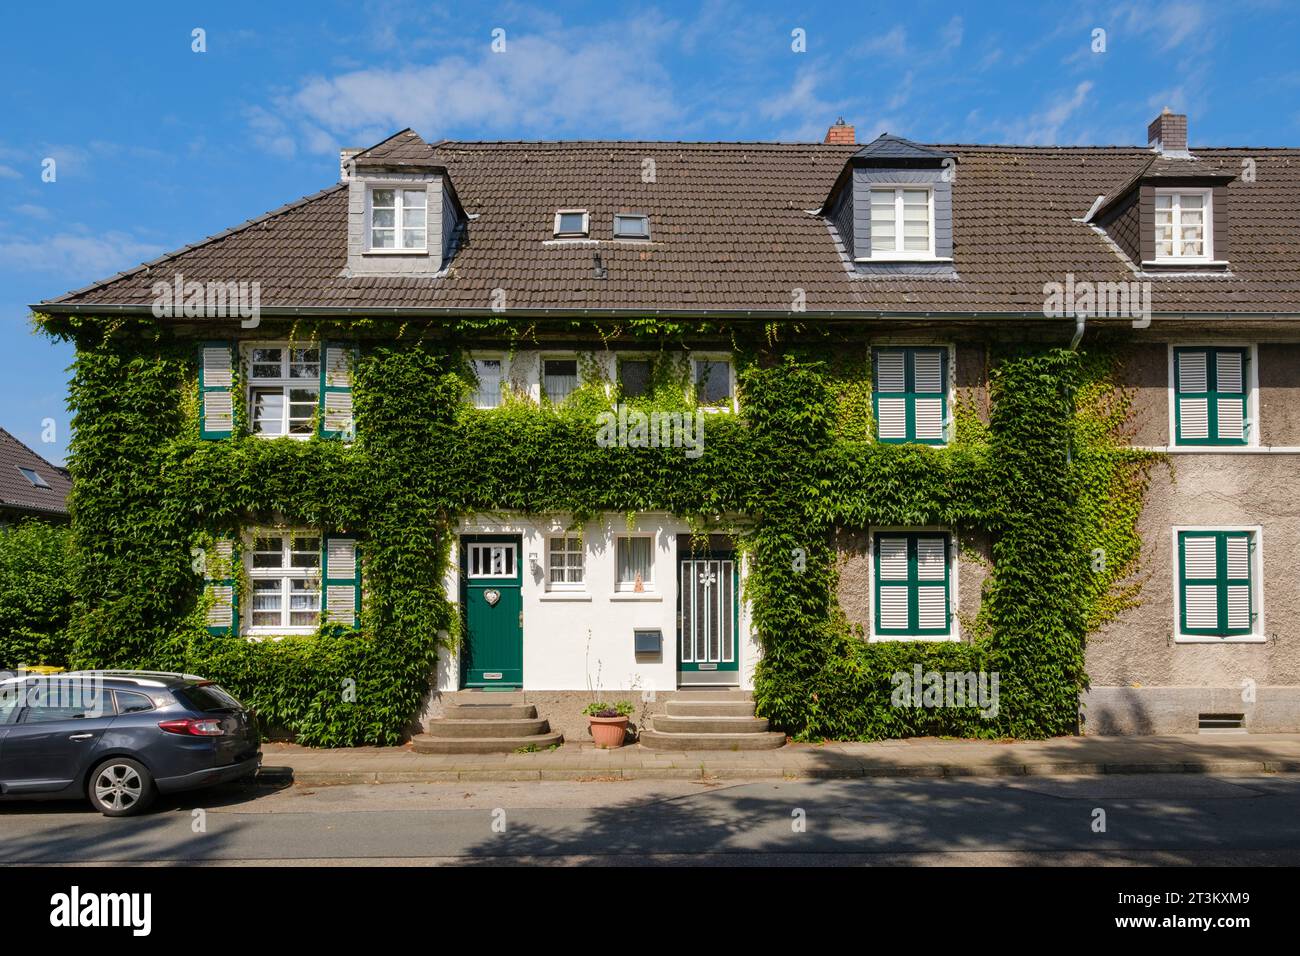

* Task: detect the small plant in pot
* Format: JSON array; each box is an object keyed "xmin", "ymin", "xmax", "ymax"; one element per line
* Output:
[{"xmin": 583, "ymin": 700, "xmax": 634, "ymax": 748}]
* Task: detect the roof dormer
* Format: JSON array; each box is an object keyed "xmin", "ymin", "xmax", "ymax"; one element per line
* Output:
[
  {"xmin": 1089, "ymin": 110, "xmax": 1235, "ymax": 273},
  {"xmin": 822, "ymin": 131, "xmax": 956, "ymax": 275},
  {"xmin": 342, "ymin": 129, "xmax": 467, "ymax": 278}
]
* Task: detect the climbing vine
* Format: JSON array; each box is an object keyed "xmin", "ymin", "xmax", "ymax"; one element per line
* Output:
[{"xmin": 33, "ymin": 313, "xmax": 1150, "ymax": 745}]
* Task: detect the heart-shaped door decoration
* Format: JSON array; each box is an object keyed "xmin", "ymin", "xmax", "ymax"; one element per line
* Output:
[{"xmin": 483, "ymin": 588, "xmax": 501, "ymax": 607}]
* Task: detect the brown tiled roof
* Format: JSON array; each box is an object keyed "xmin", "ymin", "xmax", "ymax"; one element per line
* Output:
[
  {"xmin": 39, "ymin": 137, "xmax": 1300, "ymax": 316},
  {"xmin": 0, "ymin": 428, "xmax": 70, "ymax": 519}
]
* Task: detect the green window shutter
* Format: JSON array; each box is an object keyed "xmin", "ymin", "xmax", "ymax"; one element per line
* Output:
[
  {"xmin": 199, "ymin": 341, "xmax": 236, "ymax": 439},
  {"xmin": 1179, "ymin": 530, "xmax": 1253, "ymax": 636},
  {"xmin": 323, "ymin": 534, "xmax": 361, "ymax": 627},
  {"xmin": 874, "ymin": 532, "xmax": 952, "ymax": 637},
  {"xmin": 1174, "ymin": 347, "xmax": 1248, "ymax": 445},
  {"xmin": 319, "ymin": 343, "xmax": 357, "ymax": 440},
  {"xmin": 204, "ymin": 539, "xmax": 239, "ymax": 635},
  {"xmin": 873, "ymin": 348, "xmax": 948, "ymax": 444}
]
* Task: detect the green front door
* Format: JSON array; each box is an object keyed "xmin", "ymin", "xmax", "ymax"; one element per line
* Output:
[
  {"xmin": 677, "ymin": 550, "xmax": 740, "ymax": 685},
  {"xmin": 461, "ymin": 535, "xmax": 523, "ymax": 688}
]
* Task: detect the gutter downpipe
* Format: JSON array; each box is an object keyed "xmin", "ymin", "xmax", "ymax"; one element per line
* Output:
[{"xmin": 1068, "ymin": 313, "xmax": 1086, "ymax": 350}]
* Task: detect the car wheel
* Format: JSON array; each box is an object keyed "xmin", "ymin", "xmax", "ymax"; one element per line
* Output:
[{"xmin": 87, "ymin": 757, "xmax": 156, "ymax": 817}]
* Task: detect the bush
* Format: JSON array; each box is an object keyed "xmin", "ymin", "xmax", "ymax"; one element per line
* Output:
[{"xmin": 0, "ymin": 519, "xmax": 74, "ymax": 669}]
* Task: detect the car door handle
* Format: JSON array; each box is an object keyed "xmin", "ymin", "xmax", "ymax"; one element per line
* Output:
[{"xmin": 68, "ymin": 733, "xmax": 94, "ymax": 741}]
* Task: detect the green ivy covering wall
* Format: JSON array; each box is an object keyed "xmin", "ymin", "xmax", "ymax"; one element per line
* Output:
[{"xmin": 38, "ymin": 315, "xmax": 1151, "ymax": 745}]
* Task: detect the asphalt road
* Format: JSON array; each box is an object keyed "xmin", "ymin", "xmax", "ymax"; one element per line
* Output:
[{"xmin": 2, "ymin": 774, "xmax": 1299, "ymax": 865}]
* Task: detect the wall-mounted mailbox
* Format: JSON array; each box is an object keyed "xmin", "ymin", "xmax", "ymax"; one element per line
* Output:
[{"xmin": 634, "ymin": 628, "xmax": 662, "ymax": 655}]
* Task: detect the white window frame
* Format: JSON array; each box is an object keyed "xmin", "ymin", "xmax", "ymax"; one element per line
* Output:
[
  {"xmin": 867, "ymin": 526, "xmax": 960, "ymax": 643},
  {"xmin": 690, "ymin": 354, "xmax": 737, "ymax": 412},
  {"xmin": 466, "ymin": 541, "xmax": 517, "ymax": 579},
  {"xmin": 613, "ymin": 213, "xmax": 650, "ymax": 240},
  {"xmin": 868, "ymin": 185, "xmax": 936, "ymax": 260},
  {"xmin": 1152, "ymin": 188, "xmax": 1214, "ymax": 264},
  {"xmin": 1171, "ymin": 525, "xmax": 1264, "ymax": 643},
  {"xmin": 553, "ymin": 209, "xmax": 590, "ymax": 238},
  {"xmin": 469, "ymin": 353, "xmax": 508, "ymax": 409},
  {"xmin": 1165, "ymin": 342, "xmax": 1259, "ymax": 448},
  {"xmin": 545, "ymin": 534, "xmax": 586, "ymax": 591},
  {"xmin": 246, "ymin": 342, "xmax": 320, "ymax": 440},
  {"xmin": 614, "ymin": 533, "xmax": 656, "ymax": 593},
  {"xmin": 246, "ymin": 530, "xmax": 322, "ymax": 636},
  {"xmin": 365, "ymin": 184, "xmax": 428, "ymax": 254}
]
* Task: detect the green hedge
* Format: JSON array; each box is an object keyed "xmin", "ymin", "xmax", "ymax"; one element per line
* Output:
[{"xmin": 0, "ymin": 519, "xmax": 75, "ymax": 669}]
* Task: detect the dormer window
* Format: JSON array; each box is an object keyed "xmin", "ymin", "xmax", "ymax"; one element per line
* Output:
[
  {"xmin": 554, "ymin": 209, "xmax": 589, "ymax": 238},
  {"xmin": 613, "ymin": 214, "xmax": 650, "ymax": 239},
  {"xmin": 368, "ymin": 186, "xmax": 427, "ymax": 251},
  {"xmin": 870, "ymin": 187, "xmax": 933, "ymax": 258},
  {"xmin": 1154, "ymin": 189, "xmax": 1211, "ymax": 262}
]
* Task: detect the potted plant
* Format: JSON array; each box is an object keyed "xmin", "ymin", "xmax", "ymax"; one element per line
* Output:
[{"xmin": 584, "ymin": 700, "xmax": 634, "ymax": 748}]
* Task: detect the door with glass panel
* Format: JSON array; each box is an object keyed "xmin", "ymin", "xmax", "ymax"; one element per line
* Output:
[
  {"xmin": 460, "ymin": 535, "xmax": 523, "ymax": 688},
  {"xmin": 677, "ymin": 550, "xmax": 739, "ymax": 685}
]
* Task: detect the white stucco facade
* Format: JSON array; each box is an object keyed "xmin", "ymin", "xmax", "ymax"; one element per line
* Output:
[{"xmin": 437, "ymin": 512, "xmax": 759, "ymax": 694}]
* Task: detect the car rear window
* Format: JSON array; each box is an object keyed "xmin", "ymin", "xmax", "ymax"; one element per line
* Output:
[
  {"xmin": 114, "ymin": 690, "xmax": 155, "ymax": 714},
  {"xmin": 175, "ymin": 683, "xmax": 243, "ymax": 713}
]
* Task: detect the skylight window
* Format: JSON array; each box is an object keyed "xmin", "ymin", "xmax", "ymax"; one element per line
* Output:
[
  {"xmin": 613, "ymin": 214, "xmax": 650, "ymax": 239},
  {"xmin": 554, "ymin": 210, "xmax": 589, "ymax": 238},
  {"xmin": 18, "ymin": 466, "xmax": 50, "ymax": 489}
]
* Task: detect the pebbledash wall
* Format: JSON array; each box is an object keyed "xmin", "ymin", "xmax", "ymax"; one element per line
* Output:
[{"xmin": 1084, "ymin": 338, "xmax": 1300, "ymax": 734}]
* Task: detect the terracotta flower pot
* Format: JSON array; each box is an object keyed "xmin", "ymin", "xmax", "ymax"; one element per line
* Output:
[{"xmin": 588, "ymin": 715, "xmax": 629, "ymax": 748}]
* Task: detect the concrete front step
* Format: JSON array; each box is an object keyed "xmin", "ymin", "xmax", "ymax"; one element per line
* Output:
[
  {"xmin": 652, "ymin": 715, "xmax": 770, "ymax": 734},
  {"xmin": 425, "ymin": 718, "xmax": 550, "ymax": 738},
  {"xmin": 412, "ymin": 731, "xmax": 564, "ymax": 754},
  {"xmin": 638, "ymin": 730, "xmax": 786, "ymax": 751},
  {"xmin": 666, "ymin": 700, "xmax": 756, "ymax": 718},
  {"xmin": 671, "ymin": 690, "xmax": 752, "ymax": 701},
  {"xmin": 442, "ymin": 703, "xmax": 537, "ymax": 720}
]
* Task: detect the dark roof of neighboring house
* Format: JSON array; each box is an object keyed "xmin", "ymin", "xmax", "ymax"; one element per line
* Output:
[
  {"xmin": 36, "ymin": 135, "xmax": 1300, "ymax": 316},
  {"xmin": 0, "ymin": 428, "xmax": 70, "ymax": 519}
]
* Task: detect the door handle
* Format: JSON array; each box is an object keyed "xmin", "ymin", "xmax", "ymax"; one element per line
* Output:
[{"xmin": 68, "ymin": 733, "xmax": 94, "ymax": 741}]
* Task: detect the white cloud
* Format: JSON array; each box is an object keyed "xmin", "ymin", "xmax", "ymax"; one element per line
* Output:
[
  {"xmin": 13, "ymin": 204, "xmax": 51, "ymax": 220},
  {"xmin": 939, "ymin": 16, "xmax": 964, "ymax": 52},
  {"xmin": 1110, "ymin": 1, "xmax": 1210, "ymax": 52},
  {"xmin": 257, "ymin": 21, "xmax": 681, "ymax": 153},
  {"xmin": 0, "ymin": 227, "xmax": 166, "ymax": 280},
  {"xmin": 853, "ymin": 26, "xmax": 908, "ymax": 58},
  {"xmin": 0, "ymin": 165, "xmax": 19, "ymax": 179},
  {"xmin": 984, "ymin": 81, "xmax": 1095, "ymax": 144}
]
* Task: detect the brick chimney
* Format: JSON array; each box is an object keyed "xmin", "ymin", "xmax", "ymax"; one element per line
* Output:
[
  {"xmin": 1147, "ymin": 108, "xmax": 1188, "ymax": 155},
  {"xmin": 824, "ymin": 117, "xmax": 856, "ymax": 145}
]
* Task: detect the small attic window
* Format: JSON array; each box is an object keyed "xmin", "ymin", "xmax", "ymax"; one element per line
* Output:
[
  {"xmin": 554, "ymin": 210, "xmax": 589, "ymax": 238},
  {"xmin": 1154, "ymin": 189, "xmax": 1212, "ymax": 262},
  {"xmin": 613, "ymin": 214, "xmax": 650, "ymax": 240},
  {"xmin": 18, "ymin": 466, "xmax": 51, "ymax": 489},
  {"xmin": 368, "ymin": 186, "xmax": 427, "ymax": 252}
]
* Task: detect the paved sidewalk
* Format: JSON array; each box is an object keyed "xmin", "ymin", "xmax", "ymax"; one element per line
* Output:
[{"xmin": 258, "ymin": 733, "xmax": 1300, "ymax": 786}]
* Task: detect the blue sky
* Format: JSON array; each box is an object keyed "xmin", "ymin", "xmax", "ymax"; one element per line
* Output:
[{"xmin": 2, "ymin": 0, "xmax": 1297, "ymax": 462}]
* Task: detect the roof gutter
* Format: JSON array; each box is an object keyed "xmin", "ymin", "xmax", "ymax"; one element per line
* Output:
[{"xmin": 30, "ymin": 304, "xmax": 1300, "ymax": 322}]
